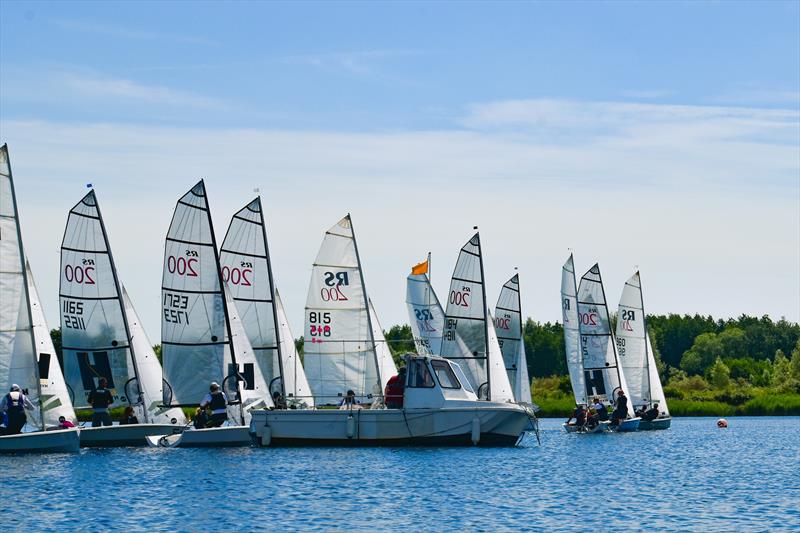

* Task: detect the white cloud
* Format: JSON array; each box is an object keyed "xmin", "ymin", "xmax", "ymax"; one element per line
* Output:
[
  {"xmin": 2, "ymin": 98, "xmax": 798, "ymax": 340},
  {"xmin": 52, "ymin": 18, "xmax": 217, "ymax": 46},
  {"xmin": 63, "ymin": 75, "xmax": 227, "ymax": 109}
]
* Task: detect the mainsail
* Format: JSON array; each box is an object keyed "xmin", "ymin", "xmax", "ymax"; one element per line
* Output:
[
  {"xmin": 616, "ymin": 272, "xmax": 669, "ymax": 416},
  {"xmin": 0, "ymin": 144, "xmax": 45, "ymax": 430},
  {"xmin": 495, "ymin": 274, "xmax": 531, "ymax": 403},
  {"xmin": 161, "ymin": 180, "xmax": 262, "ymax": 420},
  {"xmin": 275, "ymin": 290, "xmax": 314, "ymax": 406},
  {"xmin": 440, "ymin": 234, "xmax": 488, "ymax": 393},
  {"xmin": 304, "ymin": 215, "xmax": 385, "ymax": 404},
  {"xmin": 60, "ymin": 190, "xmax": 176, "ymax": 423},
  {"xmin": 28, "ymin": 261, "xmax": 76, "ymax": 426},
  {"xmin": 219, "ymin": 197, "xmax": 310, "ymax": 406},
  {"xmin": 576, "ymin": 264, "xmax": 633, "ymax": 405},
  {"xmin": 405, "ymin": 257, "xmax": 444, "ymax": 355},
  {"xmin": 561, "ymin": 255, "xmax": 586, "ymax": 405}
]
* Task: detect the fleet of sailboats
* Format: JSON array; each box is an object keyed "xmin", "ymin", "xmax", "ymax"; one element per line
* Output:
[{"xmin": 0, "ymin": 141, "xmax": 676, "ymax": 451}]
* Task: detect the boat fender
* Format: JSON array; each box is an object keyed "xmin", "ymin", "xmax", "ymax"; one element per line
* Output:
[
  {"xmin": 717, "ymin": 418, "xmax": 728, "ymax": 428},
  {"xmin": 260, "ymin": 425, "xmax": 272, "ymax": 447},
  {"xmin": 346, "ymin": 415, "xmax": 355, "ymax": 439},
  {"xmin": 471, "ymin": 417, "xmax": 480, "ymax": 445}
]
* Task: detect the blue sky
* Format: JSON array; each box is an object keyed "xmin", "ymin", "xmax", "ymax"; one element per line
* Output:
[{"xmin": 1, "ymin": 1, "xmax": 799, "ymax": 338}]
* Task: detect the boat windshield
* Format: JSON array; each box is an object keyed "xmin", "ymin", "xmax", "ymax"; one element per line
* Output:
[
  {"xmin": 431, "ymin": 359, "xmax": 461, "ymax": 389},
  {"xmin": 448, "ymin": 361, "xmax": 474, "ymax": 394},
  {"xmin": 407, "ymin": 359, "xmax": 435, "ymax": 388}
]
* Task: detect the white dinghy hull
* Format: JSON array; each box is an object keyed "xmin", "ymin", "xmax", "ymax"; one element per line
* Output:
[
  {"xmin": 0, "ymin": 427, "xmax": 80, "ymax": 453},
  {"xmin": 146, "ymin": 425, "xmax": 251, "ymax": 448},
  {"xmin": 79, "ymin": 424, "xmax": 184, "ymax": 447},
  {"xmin": 251, "ymin": 403, "xmax": 529, "ymax": 447}
]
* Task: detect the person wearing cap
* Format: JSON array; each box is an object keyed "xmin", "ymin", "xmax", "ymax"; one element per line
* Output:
[
  {"xmin": 0, "ymin": 384, "xmax": 34, "ymax": 434},
  {"xmin": 199, "ymin": 382, "xmax": 228, "ymax": 427},
  {"xmin": 87, "ymin": 377, "xmax": 114, "ymax": 427},
  {"xmin": 643, "ymin": 403, "xmax": 660, "ymax": 422}
]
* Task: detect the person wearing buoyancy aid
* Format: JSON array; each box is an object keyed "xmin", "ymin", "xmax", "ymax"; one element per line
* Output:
[
  {"xmin": 199, "ymin": 382, "xmax": 228, "ymax": 428},
  {"xmin": 87, "ymin": 377, "xmax": 114, "ymax": 427},
  {"xmin": 384, "ymin": 366, "xmax": 406, "ymax": 409},
  {"xmin": 0, "ymin": 384, "xmax": 34, "ymax": 435}
]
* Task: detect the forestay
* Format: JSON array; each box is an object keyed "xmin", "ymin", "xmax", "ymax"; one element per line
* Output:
[
  {"xmin": 304, "ymin": 215, "xmax": 382, "ymax": 404},
  {"xmin": 561, "ymin": 255, "xmax": 586, "ymax": 405},
  {"xmin": 275, "ymin": 290, "xmax": 314, "ymax": 406},
  {"xmin": 121, "ymin": 286, "xmax": 186, "ymax": 424},
  {"xmin": 616, "ymin": 272, "xmax": 669, "ymax": 416},
  {"xmin": 576, "ymin": 264, "xmax": 632, "ymax": 405},
  {"xmin": 406, "ymin": 262, "xmax": 445, "ymax": 355},
  {"xmin": 495, "ymin": 274, "xmax": 531, "ymax": 403},
  {"xmin": 28, "ymin": 262, "xmax": 76, "ymax": 426},
  {"xmin": 440, "ymin": 233, "xmax": 487, "ymax": 396},
  {"xmin": 0, "ymin": 145, "xmax": 44, "ymax": 429},
  {"xmin": 161, "ymin": 181, "xmax": 231, "ymax": 408}
]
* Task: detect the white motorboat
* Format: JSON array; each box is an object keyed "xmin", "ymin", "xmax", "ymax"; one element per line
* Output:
[
  {"xmin": 251, "ymin": 354, "xmax": 530, "ymax": 447},
  {"xmin": 0, "ymin": 144, "xmax": 80, "ymax": 453}
]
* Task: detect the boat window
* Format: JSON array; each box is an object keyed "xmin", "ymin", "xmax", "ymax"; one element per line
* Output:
[
  {"xmin": 407, "ymin": 359, "xmax": 435, "ymax": 388},
  {"xmin": 431, "ymin": 360, "xmax": 461, "ymax": 389},
  {"xmin": 449, "ymin": 361, "xmax": 475, "ymax": 394}
]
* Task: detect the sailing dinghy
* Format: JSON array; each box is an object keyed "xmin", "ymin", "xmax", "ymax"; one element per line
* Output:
[
  {"xmin": 616, "ymin": 272, "xmax": 671, "ymax": 430},
  {"xmin": 0, "ymin": 144, "xmax": 80, "ymax": 453},
  {"xmin": 575, "ymin": 264, "xmax": 640, "ymax": 432},
  {"xmin": 148, "ymin": 182, "xmax": 272, "ymax": 448},
  {"xmin": 495, "ymin": 274, "xmax": 532, "ymax": 405},
  {"xmin": 249, "ymin": 218, "xmax": 530, "ymax": 446},
  {"xmin": 561, "ymin": 255, "xmax": 592, "ymax": 433},
  {"xmin": 60, "ymin": 190, "xmax": 186, "ymax": 446}
]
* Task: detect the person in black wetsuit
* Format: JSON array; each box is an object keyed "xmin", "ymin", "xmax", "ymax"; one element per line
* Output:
[
  {"xmin": 610, "ymin": 390, "xmax": 629, "ymax": 426},
  {"xmin": 0, "ymin": 384, "xmax": 34, "ymax": 434},
  {"xmin": 119, "ymin": 406, "xmax": 139, "ymax": 425},
  {"xmin": 566, "ymin": 404, "xmax": 587, "ymax": 427},
  {"xmin": 643, "ymin": 403, "xmax": 660, "ymax": 422},
  {"xmin": 87, "ymin": 378, "xmax": 114, "ymax": 427}
]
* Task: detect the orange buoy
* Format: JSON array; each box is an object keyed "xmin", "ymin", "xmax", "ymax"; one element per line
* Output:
[{"xmin": 717, "ymin": 418, "xmax": 728, "ymax": 428}]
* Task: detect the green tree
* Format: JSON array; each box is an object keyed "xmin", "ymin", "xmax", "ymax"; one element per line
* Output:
[
  {"xmin": 718, "ymin": 327, "xmax": 748, "ymax": 359},
  {"xmin": 790, "ymin": 340, "xmax": 800, "ymax": 380},
  {"xmin": 153, "ymin": 344, "xmax": 162, "ymax": 364},
  {"xmin": 384, "ymin": 325, "xmax": 416, "ymax": 366},
  {"xmin": 708, "ymin": 357, "xmax": 731, "ymax": 388},
  {"xmin": 681, "ymin": 332, "xmax": 722, "ymax": 375},
  {"xmin": 771, "ymin": 349, "xmax": 791, "ymax": 390}
]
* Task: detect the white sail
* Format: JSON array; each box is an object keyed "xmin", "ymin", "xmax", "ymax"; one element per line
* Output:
[
  {"xmin": 0, "ymin": 144, "xmax": 43, "ymax": 429},
  {"xmin": 561, "ymin": 255, "xmax": 586, "ymax": 405},
  {"xmin": 28, "ymin": 261, "xmax": 76, "ymax": 426},
  {"xmin": 368, "ymin": 298, "xmax": 398, "ymax": 395},
  {"xmin": 576, "ymin": 264, "xmax": 633, "ymax": 406},
  {"xmin": 275, "ymin": 290, "xmax": 314, "ymax": 407},
  {"xmin": 495, "ymin": 273, "xmax": 531, "ymax": 403},
  {"xmin": 440, "ymin": 233, "xmax": 487, "ymax": 394},
  {"xmin": 161, "ymin": 181, "xmax": 231, "ymax": 408},
  {"xmin": 224, "ymin": 286, "xmax": 272, "ymax": 422},
  {"xmin": 304, "ymin": 215, "xmax": 381, "ymax": 404},
  {"xmin": 406, "ymin": 262, "xmax": 445, "ymax": 355},
  {"xmin": 616, "ymin": 272, "xmax": 669, "ymax": 416},
  {"xmin": 487, "ymin": 310, "xmax": 515, "ymax": 403},
  {"xmin": 219, "ymin": 198, "xmax": 282, "ymax": 393},
  {"xmin": 121, "ymin": 286, "xmax": 186, "ymax": 424}
]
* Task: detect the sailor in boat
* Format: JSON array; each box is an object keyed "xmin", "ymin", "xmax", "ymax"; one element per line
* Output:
[
  {"xmin": 119, "ymin": 406, "xmax": 139, "ymax": 425},
  {"xmin": 272, "ymin": 390, "xmax": 287, "ymax": 410},
  {"xmin": 199, "ymin": 382, "xmax": 228, "ymax": 428},
  {"xmin": 586, "ymin": 397, "xmax": 608, "ymax": 427},
  {"xmin": 384, "ymin": 366, "xmax": 406, "ymax": 409},
  {"xmin": 88, "ymin": 377, "xmax": 114, "ymax": 427},
  {"xmin": 58, "ymin": 416, "xmax": 76, "ymax": 429},
  {"xmin": 642, "ymin": 403, "xmax": 660, "ymax": 422},
  {"xmin": 565, "ymin": 404, "xmax": 587, "ymax": 428},
  {"xmin": 339, "ymin": 390, "xmax": 362, "ymax": 410},
  {"xmin": 0, "ymin": 384, "xmax": 34, "ymax": 435},
  {"xmin": 609, "ymin": 390, "xmax": 629, "ymax": 428}
]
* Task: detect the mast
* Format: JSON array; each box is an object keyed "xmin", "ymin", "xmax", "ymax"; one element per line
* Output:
[
  {"xmin": 595, "ymin": 265, "xmax": 626, "ymax": 402},
  {"xmin": 476, "ymin": 232, "xmax": 491, "ymax": 401},
  {"xmin": 92, "ymin": 190, "xmax": 149, "ymax": 423},
  {"xmin": 204, "ymin": 180, "xmax": 245, "ymax": 425},
  {"xmin": 516, "ymin": 272, "xmax": 524, "ymax": 392},
  {"xmin": 256, "ymin": 196, "xmax": 286, "ymax": 402},
  {"xmin": 638, "ymin": 271, "xmax": 653, "ymax": 405},
  {"xmin": 348, "ymin": 213, "xmax": 382, "ymax": 396},
  {"xmin": 3, "ymin": 145, "xmax": 45, "ymax": 430}
]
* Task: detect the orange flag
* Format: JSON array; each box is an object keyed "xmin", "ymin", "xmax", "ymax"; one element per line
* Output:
[{"xmin": 411, "ymin": 259, "xmax": 429, "ymax": 275}]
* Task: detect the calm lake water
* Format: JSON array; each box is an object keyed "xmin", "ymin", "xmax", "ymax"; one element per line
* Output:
[{"xmin": 1, "ymin": 417, "xmax": 797, "ymax": 531}]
